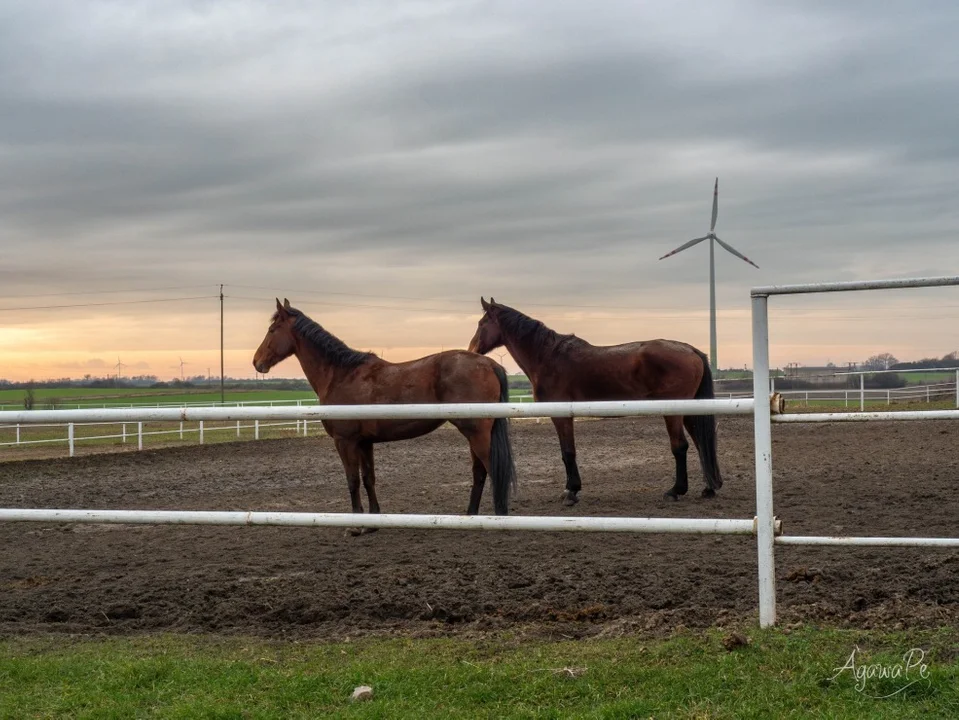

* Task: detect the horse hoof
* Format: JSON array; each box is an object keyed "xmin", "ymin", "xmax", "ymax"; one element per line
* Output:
[
  {"xmin": 347, "ymin": 527, "xmax": 364, "ymax": 537},
  {"xmin": 701, "ymin": 488, "xmax": 716, "ymax": 499},
  {"xmin": 561, "ymin": 491, "xmax": 579, "ymax": 506},
  {"xmin": 663, "ymin": 490, "xmax": 679, "ymax": 501}
]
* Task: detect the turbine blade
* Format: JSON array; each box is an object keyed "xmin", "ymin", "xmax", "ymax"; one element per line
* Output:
[
  {"xmin": 710, "ymin": 177, "xmax": 718, "ymax": 231},
  {"xmin": 659, "ymin": 236, "xmax": 709, "ymax": 260},
  {"xmin": 714, "ymin": 235, "xmax": 759, "ymax": 269}
]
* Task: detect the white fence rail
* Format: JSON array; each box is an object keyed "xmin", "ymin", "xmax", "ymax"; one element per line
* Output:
[
  {"xmin": 2, "ymin": 276, "xmax": 959, "ymax": 629},
  {"xmin": 0, "ymin": 419, "xmax": 317, "ymax": 456}
]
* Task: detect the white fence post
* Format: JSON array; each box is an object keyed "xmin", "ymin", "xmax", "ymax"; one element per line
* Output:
[
  {"xmin": 751, "ymin": 292, "xmax": 777, "ymax": 628},
  {"xmin": 138, "ymin": 422, "xmax": 143, "ymax": 450},
  {"xmin": 860, "ymin": 374, "xmax": 865, "ymax": 411},
  {"xmin": 179, "ymin": 421, "xmax": 184, "ymax": 440},
  {"xmin": 122, "ymin": 423, "xmax": 127, "ymax": 444},
  {"xmin": 199, "ymin": 420, "xmax": 204, "ymax": 444},
  {"xmin": 15, "ymin": 424, "xmax": 19, "ymax": 445},
  {"xmin": 236, "ymin": 420, "xmax": 241, "ymax": 438},
  {"xmin": 68, "ymin": 423, "xmax": 75, "ymax": 457},
  {"xmin": 254, "ymin": 420, "xmax": 259, "ymax": 440}
]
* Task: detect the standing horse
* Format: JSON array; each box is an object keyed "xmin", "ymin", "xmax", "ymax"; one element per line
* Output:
[
  {"xmin": 253, "ymin": 299, "xmax": 517, "ymax": 523},
  {"xmin": 467, "ymin": 298, "xmax": 722, "ymax": 504}
]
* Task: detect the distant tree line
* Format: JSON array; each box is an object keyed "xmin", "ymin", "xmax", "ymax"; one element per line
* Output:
[{"xmin": 0, "ymin": 375, "xmax": 313, "ymax": 391}]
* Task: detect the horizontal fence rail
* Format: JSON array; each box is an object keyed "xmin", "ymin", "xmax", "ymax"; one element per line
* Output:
[
  {"xmin": 752, "ymin": 275, "xmax": 959, "ymax": 296},
  {"xmin": 0, "ymin": 509, "xmax": 778, "ymax": 535},
  {"xmin": 0, "ymin": 398, "xmax": 755, "ymax": 425},
  {"xmin": 772, "ymin": 410, "xmax": 959, "ymax": 423},
  {"xmin": 776, "ymin": 535, "xmax": 959, "ymax": 547}
]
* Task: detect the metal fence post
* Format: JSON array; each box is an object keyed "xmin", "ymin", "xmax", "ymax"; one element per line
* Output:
[
  {"xmin": 254, "ymin": 420, "xmax": 259, "ymax": 440},
  {"xmin": 199, "ymin": 420, "xmax": 204, "ymax": 444},
  {"xmin": 860, "ymin": 374, "xmax": 865, "ymax": 411},
  {"xmin": 138, "ymin": 422, "xmax": 143, "ymax": 450},
  {"xmin": 751, "ymin": 292, "xmax": 777, "ymax": 628},
  {"xmin": 68, "ymin": 423, "xmax": 75, "ymax": 457}
]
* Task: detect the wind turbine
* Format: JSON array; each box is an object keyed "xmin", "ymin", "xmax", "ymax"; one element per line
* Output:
[
  {"xmin": 658, "ymin": 178, "xmax": 759, "ymax": 373},
  {"xmin": 172, "ymin": 356, "xmax": 187, "ymax": 381},
  {"xmin": 114, "ymin": 357, "xmax": 127, "ymax": 383}
]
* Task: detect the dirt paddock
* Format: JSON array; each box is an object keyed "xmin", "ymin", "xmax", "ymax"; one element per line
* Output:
[{"xmin": 1, "ymin": 416, "xmax": 957, "ymax": 639}]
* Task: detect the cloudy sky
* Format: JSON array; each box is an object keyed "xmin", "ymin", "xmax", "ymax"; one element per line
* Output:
[{"xmin": 2, "ymin": 0, "xmax": 958, "ymax": 382}]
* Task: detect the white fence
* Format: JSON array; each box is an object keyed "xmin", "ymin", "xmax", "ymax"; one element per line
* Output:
[
  {"xmin": 751, "ymin": 275, "xmax": 959, "ymax": 626},
  {"xmin": 0, "ymin": 418, "xmax": 317, "ymax": 456},
  {"xmin": 2, "ymin": 276, "xmax": 959, "ymax": 629}
]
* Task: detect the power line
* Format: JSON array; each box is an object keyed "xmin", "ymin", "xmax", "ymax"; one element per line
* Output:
[
  {"xmin": 0, "ymin": 295, "xmax": 218, "ymax": 312},
  {"xmin": 227, "ymin": 283, "xmax": 712, "ymax": 312},
  {"xmin": 0, "ymin": 285, "xmax": 216, "ymax": 300}
]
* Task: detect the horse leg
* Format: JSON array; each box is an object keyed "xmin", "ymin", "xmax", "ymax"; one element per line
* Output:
[
  {"xmin": 663, "ymin": 415, "xmax": 689, "ymax": 500},
  {"xmin": 358, "ymin": 441, "xmax": 380, "ymax": 534},
  {"xmin": 334, "ymin": 438, "xmax": 366, "ymax": 536},
  {"xmin": 682, "ymin": 416, "xmax": 715, "ymax": 499},
  {"xmin": 451, "ymin": 419, "xmax": 490, "ymax": 515},
  {"xmin": 551, "ymin": 417, "xmax": 582, "ymax": 506},
  {"xmin": 467, "ymin": 449, "xmax": 489, "ymax": 515}
]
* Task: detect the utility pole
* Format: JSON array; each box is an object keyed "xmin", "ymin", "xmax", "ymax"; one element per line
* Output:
[{"xmin": 220, "ymin": 284, "xmax": 225, "ymax": 404}]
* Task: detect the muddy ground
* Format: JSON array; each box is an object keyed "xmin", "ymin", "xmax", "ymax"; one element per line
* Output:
[{"xmin": 1, "ymin": 416, "xmax": 957, "ymax": 639}]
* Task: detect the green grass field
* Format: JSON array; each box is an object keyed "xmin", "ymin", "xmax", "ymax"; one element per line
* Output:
[
  {"xmin": 1, "ymin": 386, "xmax": 534, "ymax": 410},
  {"xmin": 1, "ymin": 627, "xmax": 956, "ymax": 718},
  {"xmin": 0, "ymin": 388, "xmax": 318, "ymax": 410}
]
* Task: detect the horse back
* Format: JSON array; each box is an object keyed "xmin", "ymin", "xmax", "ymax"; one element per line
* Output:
[
  {"xmin": 536, "ymin": 339, "xmax": 706, "ymax": 402},
  {"xmin": 321, "ymin": 351, "xmax": 504, "ymax": 441}
]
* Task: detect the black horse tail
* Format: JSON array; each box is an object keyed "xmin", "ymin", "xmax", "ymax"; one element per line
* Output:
[
  {"xmin": 689, "ymin": 350, "xmax": 723, "ymax": 490},
  {"xmin": 490, "ymin": 364, "xmax": 518, "ymax": 515}
]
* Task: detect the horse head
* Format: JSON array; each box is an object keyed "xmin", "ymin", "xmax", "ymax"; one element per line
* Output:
[
  {"xmin": 252, "ymin": 298, "xmax": 298, "ymax": 373},
  {"xmin": 468, "ymin": 297, "xmax": 505, "ymax": 355}
]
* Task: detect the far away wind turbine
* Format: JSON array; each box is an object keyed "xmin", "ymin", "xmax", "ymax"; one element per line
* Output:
[{"xmin": 658, "ymin": 178, "xmax": 758, "ymax": 373}]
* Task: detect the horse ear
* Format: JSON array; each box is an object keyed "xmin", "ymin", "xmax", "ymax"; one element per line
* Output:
[
  {"xmin": 489, "ymin": 297, "xmax": 496, "ymax": 305},
  {"xmin": 480, "ymin": 297, "xmax": 490, "ymax": 311},
  {"xmin": 283, "ymin": 298, "xmax": 291, "ymax": 309},
  {"xmin": 275, "ymin": 298, "xmax": 284, "ymax": 313}
]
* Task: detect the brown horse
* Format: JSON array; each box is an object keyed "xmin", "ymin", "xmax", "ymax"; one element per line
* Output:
[
  {"xmin": 253, "ymin": 299, "xmax": 517, "ymax": 522},
  {"xmin": 467, "ymin": 298, "xmax": 722, "ymax": 504}
]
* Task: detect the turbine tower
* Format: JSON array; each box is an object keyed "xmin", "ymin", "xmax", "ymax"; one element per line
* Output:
[{"xmin": 659, "ymin": 178, "xmax": 759, "ymax": 372}]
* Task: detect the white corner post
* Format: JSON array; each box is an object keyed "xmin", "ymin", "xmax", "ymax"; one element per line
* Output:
[{"xmin": 751, "ymin": 292, "xmax": 777, "ymax": 627}]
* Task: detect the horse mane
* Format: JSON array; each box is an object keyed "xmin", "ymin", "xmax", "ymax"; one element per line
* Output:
[
  {"xmin": 278, "ymin": 307, "xmax": 376, "ymax": 369},
  {"xmin": 493, "ymin": 304, "xmax": 581, "ymax": 352}
]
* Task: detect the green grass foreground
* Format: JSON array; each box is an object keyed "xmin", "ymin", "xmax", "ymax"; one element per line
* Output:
[{"xmin": 1, "ymin": 627, "xmax": 957, "ymax": 718}]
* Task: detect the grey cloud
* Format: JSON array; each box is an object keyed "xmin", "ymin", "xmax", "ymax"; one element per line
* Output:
[{"xmin": 1, "ymin": 0, "xmax": 957, "ymax": 331}]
